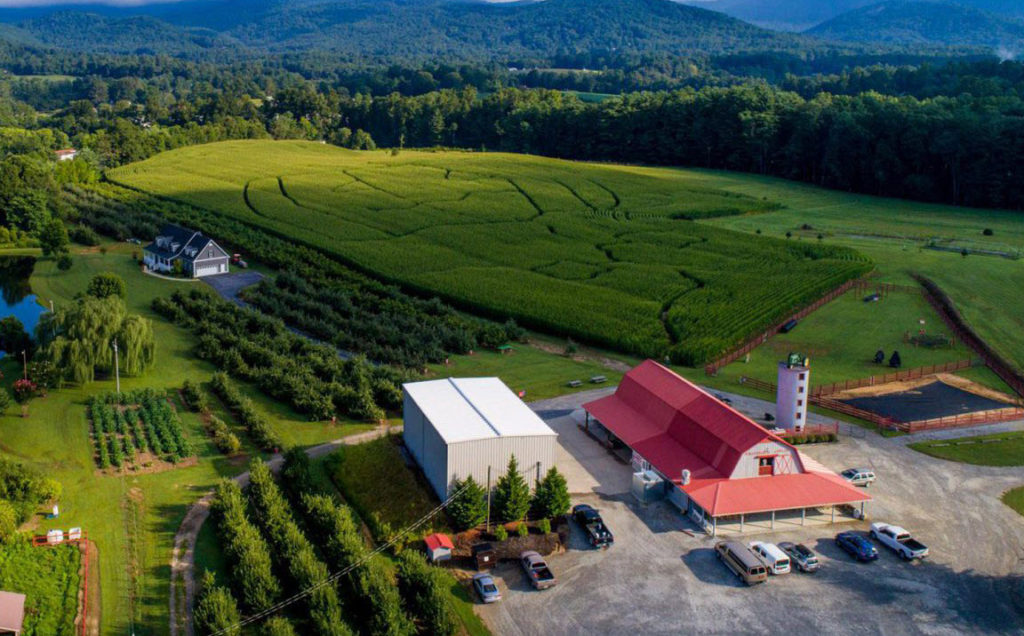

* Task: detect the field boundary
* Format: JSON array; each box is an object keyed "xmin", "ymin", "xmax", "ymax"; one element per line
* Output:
[
  {"xmin": 705, "ymin": 277, "xmax": 864, "ymax": 375},
  {"xmin": 810, "ymin": 359, "xmax": 976, "ymax": 397},
  {"xmin": 915, "ymin": 275, "xmax": 1024, "ymax": 399}
]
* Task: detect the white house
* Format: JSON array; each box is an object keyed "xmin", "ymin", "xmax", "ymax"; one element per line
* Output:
[{"xmin": 55, "ymin": 148, "xmax": 77, "ymax": 161}]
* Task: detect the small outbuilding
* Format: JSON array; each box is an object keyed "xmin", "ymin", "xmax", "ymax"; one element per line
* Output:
[
  {"xmin": 0, "ymin": 591, "xmax": 26, "ymax": 636},
  {"xmin": 403, "ymin": 377, "xmax": 557, "ymax": 499},
  {"xmin": 424, "ymin": 533, "xmax": 454, "ymax": 563}
]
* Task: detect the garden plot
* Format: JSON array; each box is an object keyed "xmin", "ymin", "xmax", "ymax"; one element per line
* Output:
[{"xmin": 88, "ymin": 390, "xmax": 194, "ymax": 473}]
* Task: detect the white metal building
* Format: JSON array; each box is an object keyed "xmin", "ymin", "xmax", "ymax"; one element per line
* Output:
[{"xmin": 403, "ymin": 377, "xmax": 558, "ymax": 499}]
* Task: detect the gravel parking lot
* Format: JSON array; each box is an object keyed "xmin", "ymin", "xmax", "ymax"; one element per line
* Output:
[{"xmin": 475, "ymin": 388, "xmax": 1024, "ymax": 635}]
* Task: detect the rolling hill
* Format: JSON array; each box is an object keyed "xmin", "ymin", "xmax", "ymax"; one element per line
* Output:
[
  {"xmin": 0, "ymin": 0, "xmax": 815, "ymax": 60},
  {"xmin": 806, "ymin": 1, "xmax": 1024, "ymax": 51}
]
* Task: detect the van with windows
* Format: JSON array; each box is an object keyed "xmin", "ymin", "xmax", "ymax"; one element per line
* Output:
[
  {"xmin": 715, "ymin": 541, "xmax": 769, "ymax": 585},
  {"xmin": 749, "ymin": 541, "xmax": 792, "ymax": 575}
]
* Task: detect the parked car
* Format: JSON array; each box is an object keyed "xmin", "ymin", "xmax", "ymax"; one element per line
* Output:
[
  {"xmin": 835, "ymin": 532, "xmax": 879, "ymax": 562},
  {"xmin": 520, "ymin": 551, "xmax": 556, "ymax": 590},
  {"xmin": 472, "ymin": 573, "xmax": 502, "ymax": 603},
  {"xmin": 778, "ymin": 542, "xmax": 820, "ymax": 573},
  {"xmin": 715, "ymin": 541, "xmax": 768, "ymax": 586},
  {"xmin": 572, "ymin": 504, "xmax": 614, "ymax": 548},
  {"xmin": 748, "ymin": 541, "xmax": 791, "ymax": 575},
  {"xmin": 841, "ymin": 468, "xmax": 877, "ymax": 487},
  {"xmin": 870, "ymin": 523, "xmax": 929, "ymax": 560}
]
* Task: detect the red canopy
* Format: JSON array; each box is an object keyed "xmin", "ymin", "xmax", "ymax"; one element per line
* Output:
[{"xmin": 424, "ymin": 533, "xmax": 454, "ymax": 552}]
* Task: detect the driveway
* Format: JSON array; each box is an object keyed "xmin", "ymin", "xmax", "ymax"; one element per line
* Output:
[
  {"xmin": 202, "ymin": 271, "xmax": 264, "ymax": 307},
  {"xmin": 473, "ymin": 388, "xmax": 1024, "ymax": 634}
]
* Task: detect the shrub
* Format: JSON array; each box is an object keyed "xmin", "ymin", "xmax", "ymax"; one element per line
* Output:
[
  {"xmin": 0, "ymin": 389, "xmax": 10, "ymax": 415},
  {"xmin": 193, "ymin": 571, "xmax": 241, "ymax": 636},
  {"xmin": 395, "ymin": 550, "xmax": 458, "ymax": 636},
  {"xmin": 494, "ymin": 525, "xmax": 508, "ymax": 541},
  {"xmin": 12, "ymin": 379, "xmax": 36, "ymax": 404},
  {"xmin": 86, "ymin": 272, "xmax": 126, "ymax": 299},
  {"xmin": 262, "ymin": 617, "xmax": 298, "ymax": 636},
  {"xmin": 538, "ymin": 518, "xmax": 551, "ymax": 534},
  {"xmin": 206, "ymin": 415, "xmax": 241, "ymax": 455},
  {"xmin": 0, "ymin": 500, "xmax": 17, "ymax": 543},
  {"xmin": 181, "ymin": 380, "xmax": 205, "ymax": 412},
  {"xmin": 68, "ymin": 224, "xmax": 101, "ymax": 246},
  {"xmin": 56, "ymin": 254, "xmax": 73, "ymax": 270},
  {"xmin": 983, "ymin": 228, "xmax": 994, "ymax": 236},
  {"xmin": 516, "ymin": 522, "xmax": 529, "ymax": 538},
  {"xmin": 209, "ymin": 480, "xmax": 281, "ymax": 612}
]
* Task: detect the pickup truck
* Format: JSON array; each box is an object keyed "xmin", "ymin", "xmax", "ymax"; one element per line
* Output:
[
  {"xmin": 572, "ymin": 504, "xmax": 614, "ymax": 548},
  {"xmin": 520, "ymin": 551, "xmax": 557, "ymax": 590},
  {"xmin": 870, "ymin": 523, "xmax": 929, "ymax": 560}
]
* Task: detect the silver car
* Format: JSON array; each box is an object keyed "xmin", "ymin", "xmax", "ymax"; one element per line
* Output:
[
  {"xmin": 472, "ymin": 573, "xmax": 501, "ymax": 603},
  {"xmin": 841, "ymin": 468, "xmax": 876, "ymax": 487}
]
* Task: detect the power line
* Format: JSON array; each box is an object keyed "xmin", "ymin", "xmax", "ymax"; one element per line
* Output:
[{"xmin": 210, "ymin": 464, "xmax": 536, "ymax": 635}]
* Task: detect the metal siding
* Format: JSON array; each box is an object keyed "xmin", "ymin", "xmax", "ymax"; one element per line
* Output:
[
  {"xmin": 422, "ymin": 419, "xmax": 448, "ymax": 499},
  {"xmin": 447, "ymin": 434, "xmax": 556, "ymax": 496},
  {"xmin": 729, "ymin": 440, "xmax": 801, "ymax": 479}
]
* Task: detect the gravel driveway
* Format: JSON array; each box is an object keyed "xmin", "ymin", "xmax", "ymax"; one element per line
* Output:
[{"xmin": 473, "ymin": 388, "xmax": 1024, "ymax": 635}]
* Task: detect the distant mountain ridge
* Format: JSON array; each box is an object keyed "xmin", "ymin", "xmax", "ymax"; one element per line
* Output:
[
  {"xmin": 806, "ymin": 1, "xmax": 1024, "ymax": 52},
  {"xmin": 0, "ymin": 0, "xmax": 817, "ymax": 60}
]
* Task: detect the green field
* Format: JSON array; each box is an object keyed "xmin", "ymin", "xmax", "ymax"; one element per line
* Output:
[
  {"xmin": 909, "ymin": 432, "xmax": 1024, "ymax": 466},
  {"xmin": 699, "ymin": 170, "xmax": 1024, "ymax": 376},
  {"xmin": 1002, "ymin": 486, "xmax": 1024, "ymax": 518},
  {"xmin": 0, "ymin": 539, "xmax": 80, "ymax": 636},
  {"xmin": 108, "ymin": 140, "xmax": 871, "ymax": 365}
]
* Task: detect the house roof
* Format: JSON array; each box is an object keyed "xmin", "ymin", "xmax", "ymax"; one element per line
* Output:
[
  {"xmin": 583, "ymin": 360, "xmax": 869, "ymax": 517},
  {"xmin": 403, "ymin": 377, "xmax": 557, "ymax": 445},
  {"xmin": 583, "ymin": 360, "xmax": 788, "ymax": 480},
  {"xmin": 143, "ymin": 224, "xmax": 217, "ymax": 262},
  {"xmin": 0, "ymin": 591, "xmax": 26, "ymax": 634},
  {"xmin": 424, "ymin": 533, "xmax": 454, "ymax": 552},
  {"xmin": 55, "ymin": 148, "xmax": 77, "ymax": 155}
]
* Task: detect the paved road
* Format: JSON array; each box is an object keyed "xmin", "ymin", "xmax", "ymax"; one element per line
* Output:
[
  {"xmin": 202, "ymin": 271, "xmax": 265, "ymax": 307},
  {"xmin": 473, "ymin": 386, "xmax": 1024, "ymax": 635}
]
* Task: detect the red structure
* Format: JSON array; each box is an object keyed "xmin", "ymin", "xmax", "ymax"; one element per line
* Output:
[{"xmin": 584, "ymin": 361, "xmax": 869, "ymax": 534}]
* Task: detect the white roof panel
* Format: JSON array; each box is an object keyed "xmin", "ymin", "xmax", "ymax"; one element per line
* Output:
[{"xmin": 404, "ymin": 377, "xmax": 557, "ymax": 444}]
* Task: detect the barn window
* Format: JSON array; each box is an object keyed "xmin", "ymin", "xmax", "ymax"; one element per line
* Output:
[
  {"xmin": 757, "ymin": 456, "xmax": 775, "ymax": 476},
  {"xmin": 799, "ymin": 373, "xmax": 806, "ymax": 380},
  {"xmin": 797, "ymin": 399, "xmax": 803, "ymax": 406},
  {"xmin": 796, "ymin": 412, "xmax": 802, "ymax": 419},
  {"xmin": 798, "ymin": 386, "xmax": 804, "ymax": 394}
]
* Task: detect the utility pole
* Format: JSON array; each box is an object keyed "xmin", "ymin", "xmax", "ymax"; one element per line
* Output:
[
  {"xmin": 49, "ymin": 300, "xmax": 54, "ymax": 313},
  {"xmin": 20, "ymin": 350, "xmax": 26, "ymax": 380},
  {"xmin": 112, "ymin": 340, "xmax": 120, "ymax": 394},
  {"xmin": 486, "ymin": 465, "xmax": 492, "ymax": 533}
]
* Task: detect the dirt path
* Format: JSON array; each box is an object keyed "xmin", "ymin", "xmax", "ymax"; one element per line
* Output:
[{"xmin": 168, "ymin": 426, "xmax": 393, "ymax": 636}]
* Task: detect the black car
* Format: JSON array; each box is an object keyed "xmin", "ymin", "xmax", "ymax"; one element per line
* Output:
[{"xmin": 572, "ymin": 504, "xmax": 614, "ymax": 548}]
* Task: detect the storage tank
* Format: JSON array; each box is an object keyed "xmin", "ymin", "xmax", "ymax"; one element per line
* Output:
[{"xmin": 776, "ymin": 352, "xmax": 810, "ymax": 431}]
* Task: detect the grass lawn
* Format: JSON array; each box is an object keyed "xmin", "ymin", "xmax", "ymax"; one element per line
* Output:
[
  {"xmin": 1002, "ymin": 486, "xmax": 1024, "ymax": 517},
  {"xmin": 700, "ymin": 170, "xmax": 1024, "ymax": 377},
  {"xmin": 0, "ymin": 539, "xmax": 80, "ymax": 636},
  {"xmin": 428, "ymin": 338, "xmax": 626, "ymax": 401},
  {"xmin": 324, "ymin": 433, "xmax": 452, "ymax": 541},
  {"xmin": 909, "ymin": 431, "xmax": 1024, "ymax": 466},
  {"xmin": 3, "ymin": 242, "xmax": 373, "ymax": 634}
]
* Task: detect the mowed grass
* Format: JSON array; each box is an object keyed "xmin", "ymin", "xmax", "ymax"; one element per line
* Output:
[
  {"xmin": 909, "ymin": 432, "xmax": 1024, "ymax": 466},
  {"xmin": 108, "ymin": 140, "xmax": 870, "ymax": 365},
  {"xmin": 7, "ymin": 242, "xmax": 373, "ymax": 635},
  {"xmin": 1002, "ymin": 486, "xmax": 1024, "ymax": 517},
  {"xmin": 699, "ymin": 171, "xmax": 1024, "ymax": 375}
]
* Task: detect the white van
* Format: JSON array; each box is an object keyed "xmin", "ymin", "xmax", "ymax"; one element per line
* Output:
[{"xmin": 749, "ymin": 541, "xmax": 791, "ymax": 575}]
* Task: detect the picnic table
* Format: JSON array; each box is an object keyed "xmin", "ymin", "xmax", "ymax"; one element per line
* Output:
[{"xmin": 589, "ymin": 375, "xmax": 607, "ymax": 384}]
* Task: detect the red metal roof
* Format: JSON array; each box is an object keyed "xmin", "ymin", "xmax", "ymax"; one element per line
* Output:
[
  {"xmin": 0, "ymin": 591, "xmax": 25, "ymax": 634},
  {"xmin": 424, "ymin": 533, "xmax": 454, "ymax": 551},
  {"xmin": 583, "ymin": 360, "xmax": 869, "ymax": 517}
]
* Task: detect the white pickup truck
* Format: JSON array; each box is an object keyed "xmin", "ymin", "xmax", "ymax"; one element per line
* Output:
[{"xmin": 870, "ymin": 522, "xmax": 929, "ymax": 560}]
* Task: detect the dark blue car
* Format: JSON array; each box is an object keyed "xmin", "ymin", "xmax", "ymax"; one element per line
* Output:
[{"xmin": 835, "ymin": 532, "xmax": 879, "ymax": 562}]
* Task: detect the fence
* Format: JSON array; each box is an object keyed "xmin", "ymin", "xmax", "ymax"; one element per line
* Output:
[
  {"xmin": 916, "ymin": 275, "xmax": 1024, "ymax": 400},
  {"xmin": 774, "ymin": 422, "xmax": 839, "ymax": 439},
  {"xmin": 705, "ymin": 278, "xmax": 862, "ymax": 376},
  {"xmin": 810, "ymin": 359, "xmax": 975, "ymax": 397}
]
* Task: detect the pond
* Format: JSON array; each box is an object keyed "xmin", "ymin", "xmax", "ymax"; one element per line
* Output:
[{"xmin": 0, "ymin": 257, "xmax": 48, "ymax": 357}]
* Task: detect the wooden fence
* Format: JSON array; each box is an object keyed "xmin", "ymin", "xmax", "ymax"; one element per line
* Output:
[
  {"xmin": 915, "ymin": 275, "xmax": 1024, "ymax": 399},
  {"xmin": 774, "ymin": 422, "xmax": 840, "ymax": 439},
  {"xmin": 810, "ymin": 359, "xmax": 975, "ymax": 397},
  {"xmin": 705, "ymin": 278, "xmax": 861, "ymax": 376}
]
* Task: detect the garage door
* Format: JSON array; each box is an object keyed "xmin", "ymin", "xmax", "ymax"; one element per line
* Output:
[{"xmin": 195, "ymin": 262, "xmax": 225, "ymax": 277}]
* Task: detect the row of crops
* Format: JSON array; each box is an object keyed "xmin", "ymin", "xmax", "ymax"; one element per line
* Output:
[
  {"xmin": 203, "ymin": 451, "xmax": 458, "ymax": 636},
  {"xmin": 87, "ymin": 389, "xmax": 193, "ymax": 470},
  {"xmin": 105, "ymin": 143, "xmax": 873, "ymax": 365}
]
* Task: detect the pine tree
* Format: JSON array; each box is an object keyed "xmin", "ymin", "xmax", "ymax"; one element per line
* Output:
[
  {"xmin": 194, "ymin": 571, "xmax": 242, "ymax": 636},
  {"xmin": 447, "ymin": 475, "xmax": 486, "ymax": 531},
  {"xmin": 492, "ymin": 455, "xmax": 531, "ymax": 523},
  {"xmin": 530, "ymin": 466, "xmax": 571, "ymax": 519}
]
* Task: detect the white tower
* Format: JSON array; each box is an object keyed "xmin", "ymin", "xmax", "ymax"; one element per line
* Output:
[{"xmin": 776, "ymin": 353, "xmax": 810, "ymax": 431}]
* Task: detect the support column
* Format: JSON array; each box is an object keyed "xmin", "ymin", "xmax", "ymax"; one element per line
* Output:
[
  {"xmin": 831, "ymin": 505, "xmax": 835, "ymax": 523},
  {"xmin": 860, "ymin": 501, "xmax": 865, "ymax": 519},
  {"xmin": 712, "ymin": 517, "xmax": 717, "ymax": 537},
  {"xmin": 801, "ymin": 508, "xmax": 806, "ymax": 525},
  {"xmin": 770, "ymin": 510, "xmax": 775, "ymax": 530},
  {"xmin": 740, "ymin": 514, "xmax": 744, "ymax": 532}
]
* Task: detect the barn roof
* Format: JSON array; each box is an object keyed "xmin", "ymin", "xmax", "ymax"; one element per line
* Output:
[
  {"xmin": 403, "ymin": 377, "xmax": 557, "ymax": 444},
  {"xmin": 0, "ymin": 591, "xmax": 25, "ymax": 634}
]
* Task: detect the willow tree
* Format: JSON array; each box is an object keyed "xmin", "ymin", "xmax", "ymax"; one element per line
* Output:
[{"xmin": 36, "ymin": 295, "xmax": 156, "ymax": 385}]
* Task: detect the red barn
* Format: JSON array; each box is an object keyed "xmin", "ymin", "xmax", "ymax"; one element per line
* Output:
[{"xmin": 583, "ymin": 360, "xmax": 869, "ymax": 535}]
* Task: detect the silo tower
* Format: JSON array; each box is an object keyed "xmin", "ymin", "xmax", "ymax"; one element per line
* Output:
[{"xmin": 776, "ymin": 352, "xmax": 810, "ymax": 431}]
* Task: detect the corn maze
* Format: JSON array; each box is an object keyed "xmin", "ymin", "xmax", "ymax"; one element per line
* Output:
[
  {"xmin": 88, "ymin": 390, "xmax": 193, "ymax": 471},
  {"xmin": 109, "ymin": 140, "xmax": 871, "ymax": 364}
]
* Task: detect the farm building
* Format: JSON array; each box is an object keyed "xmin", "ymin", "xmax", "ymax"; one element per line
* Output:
[
  {"xmin": 143, "ymin": 224, "xmax": 230, "ymax": 278},
  {"xmin": 583, "ymin": 360, "xmax": 870, "ymax": 535},
  {"xmin": 0, "ymin": 591, "xmax": 25, "ymax": 636},
  {"xmin": 54, "ymin": 148, "xmax": 77, "ymax": 161},
  {"xmin": 403, "ymin": 377, "xmax": 557, "ymax": 499}
]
